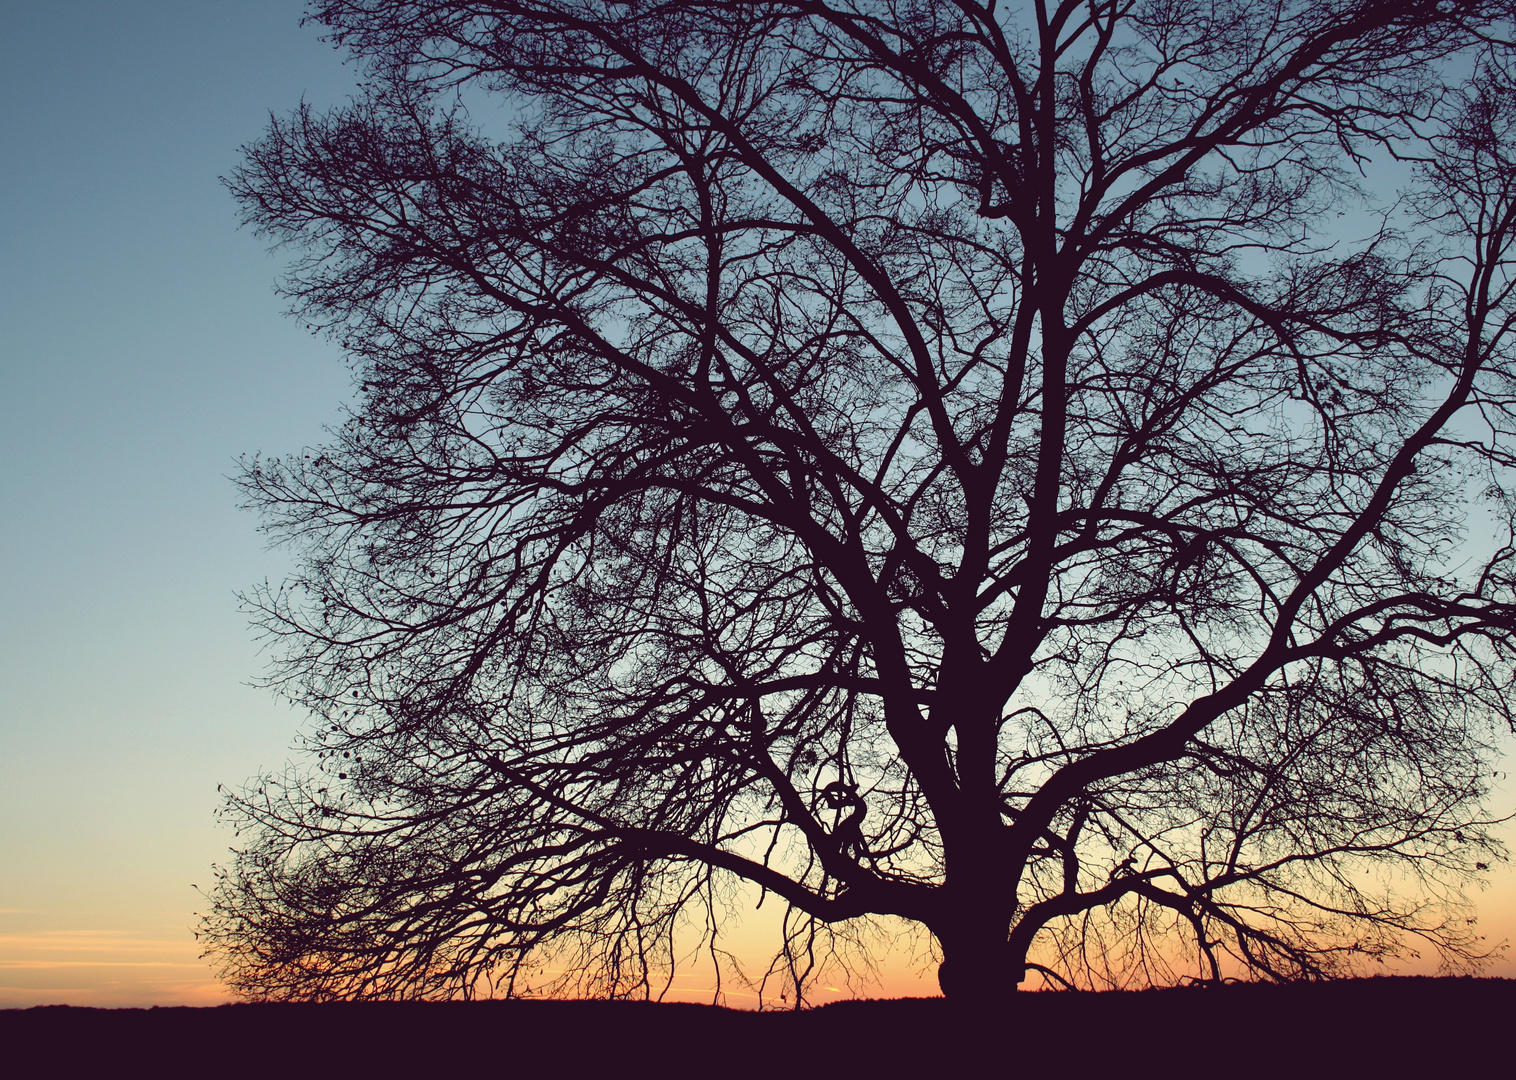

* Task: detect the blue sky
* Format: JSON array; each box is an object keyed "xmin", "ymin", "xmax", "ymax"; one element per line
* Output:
[
  {"xmin": 0, "ymin": 0, "xmax": 357, "ymax": 1005},
  {"xmin": 1, "ymin": 1, "xmax": 1512, "ymax": 1008}
]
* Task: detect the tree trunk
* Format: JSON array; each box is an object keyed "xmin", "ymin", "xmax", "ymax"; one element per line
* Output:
[
  {"xmin": 935, "ymin": 908, "xmax": 1019, "ymax": 1005},
  {"xmin": 937, "ymin": 701, "xmax": 1021, "ymax": 1007}
]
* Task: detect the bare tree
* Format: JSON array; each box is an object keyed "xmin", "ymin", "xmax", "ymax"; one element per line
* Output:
[{"xmin": 203, "ymin": 0, "xmax": 1516, "ymax": 1005}]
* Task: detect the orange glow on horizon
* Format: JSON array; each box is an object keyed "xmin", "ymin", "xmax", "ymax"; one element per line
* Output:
[{"xmin": 7, "ymin": 822, "xmax": 1512, "ymax": 1009}]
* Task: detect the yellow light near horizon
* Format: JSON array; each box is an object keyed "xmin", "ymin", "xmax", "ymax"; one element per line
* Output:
[{"xmin": 6, "ymin": 810, "xmax": 1513, "ymax": 1009}]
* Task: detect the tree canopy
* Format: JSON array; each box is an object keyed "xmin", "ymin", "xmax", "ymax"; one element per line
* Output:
[{"xmin": 205, "ymin": 0, "xmax": 1516, "ymax": 1004}]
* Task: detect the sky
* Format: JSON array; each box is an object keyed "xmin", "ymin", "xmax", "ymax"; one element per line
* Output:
[
  {"xmin": 0, "ymin": 0, "xmax": 358, "ymax": 1007},
  {"xmin": 0, "ymin": 0, "xmax": 1512, "ymax": 1010}
]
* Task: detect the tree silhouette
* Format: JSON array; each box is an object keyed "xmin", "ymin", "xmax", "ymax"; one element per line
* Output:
[{"xmin": 204, "ymin": 0, "xmax": 1516, "ymax": 1005}]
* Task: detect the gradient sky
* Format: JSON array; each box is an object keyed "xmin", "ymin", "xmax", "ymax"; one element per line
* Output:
[
  {"xmin": 0, "ymin": 0, "xmax": 359, "ymax": 1007},
  {"xmin": 0, "ymin": 1, "xmax": 1512, "ymax": 1010}
]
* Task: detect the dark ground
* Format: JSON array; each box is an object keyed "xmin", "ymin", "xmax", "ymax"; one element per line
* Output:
[{"xmin": 4, "ymin": 977, "xmax": 1511, "ymax": 1077}]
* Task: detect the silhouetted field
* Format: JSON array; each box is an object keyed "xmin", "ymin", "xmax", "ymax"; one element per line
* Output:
[{"xmin": 5, "ymin": 977, "xmax": 1509, "ymax": 1076}]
